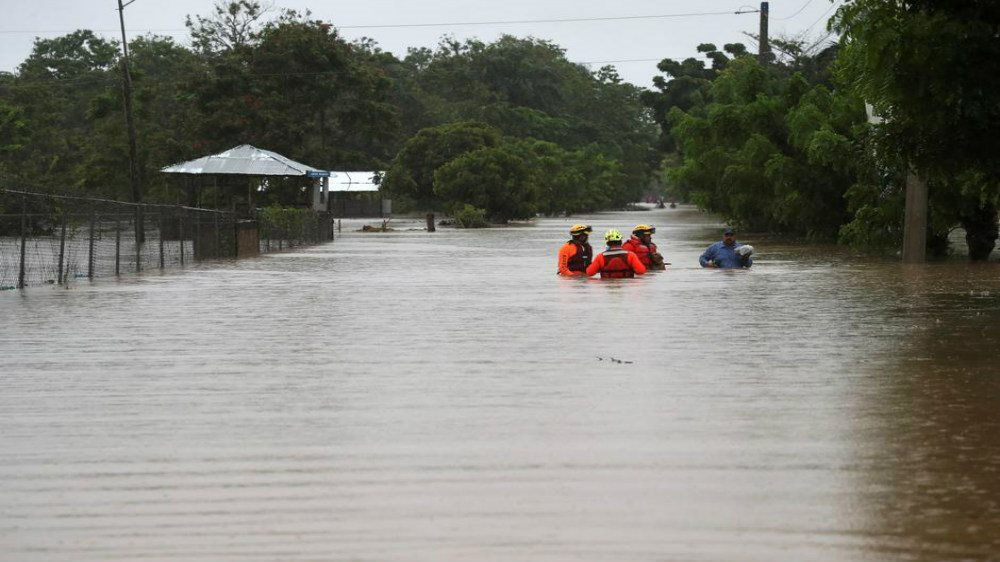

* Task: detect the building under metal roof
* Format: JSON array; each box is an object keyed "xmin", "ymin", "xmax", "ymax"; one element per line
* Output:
[
  {"xmin": 329, "ymin": 171, "xmax": 383, "ymax": 192},
  {"xmin": 161, "ymin": 144, "xmax": 329, "ymax": 177}
]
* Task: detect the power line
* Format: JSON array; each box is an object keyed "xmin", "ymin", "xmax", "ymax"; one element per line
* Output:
[
  {"xmin": 0, "ymin": 8, "xmax": 754, "ymax": 35},
  {"xmin": 774, "ymin": 0, "xmax": 818, "ymax": 21},
  {"xmin": 581, "ymin": 58, "xmax": 662, "ymax": 65},
  {"xmin": 0, "ymin": 28, "xmax": 182, "ymax": 35},
  {"xmin": 336, "ymin": 10, "xmax": 750, "ymax": 29},
  {"xmin": 801, "ymin": 1, "xmax": 840, "ymax": 36}
]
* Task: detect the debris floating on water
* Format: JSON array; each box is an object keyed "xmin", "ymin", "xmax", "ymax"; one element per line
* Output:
[{"xmin": 596, "ymin": 356, "xmax": 634, "ymax": 364}]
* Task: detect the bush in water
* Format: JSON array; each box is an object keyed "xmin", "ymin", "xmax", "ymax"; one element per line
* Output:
[{"xmin": 453, "ymin": 204, "xmax": 488, "ymax": 228}]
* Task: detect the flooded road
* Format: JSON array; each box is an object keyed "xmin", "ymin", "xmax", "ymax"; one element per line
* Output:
[{"xmin": 2, "ymin": 205, "xmax": 1000, "ymax": 561}]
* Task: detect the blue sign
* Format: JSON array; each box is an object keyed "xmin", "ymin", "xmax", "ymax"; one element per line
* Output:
[{"xmin": 306, "ymin": 170, "xmax": 330, "ymax": 178}]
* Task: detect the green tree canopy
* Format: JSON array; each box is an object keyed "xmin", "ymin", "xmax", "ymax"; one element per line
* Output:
[
  {"xmin": 668, "ymin": 56, "xmax": 865, "ymax": 238},
  {"xmin": 383, "ymin": 121, "xmax": 501, "ymax": 209},
  {"xmin": 833, "ymin": 0, "xmax": 1000, "ymax": 258},
  {"xmin": 433, "ymin": 145, "xmax": 536, "ymax": 222}
]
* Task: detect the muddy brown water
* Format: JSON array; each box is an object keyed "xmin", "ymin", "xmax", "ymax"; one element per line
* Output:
[{"xmin": 2, "ymin": 205, "xmax": 999, "ymax": 561}]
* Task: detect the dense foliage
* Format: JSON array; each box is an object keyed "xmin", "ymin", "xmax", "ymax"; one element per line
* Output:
[
  {"xmin": 382, "ymin": 36, "xmax": 657, "ymax": 220},
  {"xmin": 0, "ymin": 1, "xmax": 658, "ymax": 223},
  {"xmin": 645, "ymin": 6, "xmax": 1000, "ymax": 259},
  {"xmin": 832, "ymin": 0, "xmax": 1000, "ymax": 258},
  {"xmin": 650, "ymin": 43, "xmax": 865, "ymax": 240},
  {"xmin": 3, "ymin": 0, "xmax": 999, "ymax": 254}
]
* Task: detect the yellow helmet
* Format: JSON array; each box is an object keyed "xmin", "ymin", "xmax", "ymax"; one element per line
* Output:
[
  {"xmin": 604, "ymin": 228, "xmax": 623, "ymax": 243},
  {"xmin": 569, "ymin": 224, "xmax": 592, "ymax": 235},
  {"xmin": 633, "ymin": 224, "xmax": 655, "ymax": 235}
]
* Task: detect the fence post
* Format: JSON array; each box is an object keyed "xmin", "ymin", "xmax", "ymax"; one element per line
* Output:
[
  {"xmin": 214, "ymin": 212, "xmax": 221, "ymax": 259},
  {"xmin": 158, "ymin": 209, "xmax": 165, "ymax": 268},
  {"xmin": 193, "ymin": 212, "xmax": 200, "ymax": 261},
  {"xmin": 57, "ymin": 217, "xmax": 67, "ymax": 285},
  {"xmin": 88, "ymin": 212, "xmax": 96, "ymax": 279},
  {"xmin": 178, "ymin": 210, "xmax": 185, "ymax": 266},
  {"xmin": 233, "ymin": 218, "xmax": 240, "ymax": 258},
  {"xmin": 265, "ymin": 210, "xmax": 271, "ymax": 252},
  {"xmin": 17, "ymin": 195, "xmax": 27, "ymax": 289},
  {"xmin": 115, "ymin": 218, "xmax": 121, "ymax": 276},
  {"xmin": 135, "ymin": 206, "xmax": 142, "ymax": 273}
]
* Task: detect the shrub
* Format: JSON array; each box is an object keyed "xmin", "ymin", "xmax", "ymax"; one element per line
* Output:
[{"xmin": 453, "ymin": 204, "xmax": 488, "ymax": 228}]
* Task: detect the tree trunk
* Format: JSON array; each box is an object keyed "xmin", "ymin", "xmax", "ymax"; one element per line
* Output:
[
  {"xmin": 902, "ymin": 170, "xmax": 928, "ymax": 263},
  {"xmin": 961, "ymin": 202, "xmax": 999, "ymax": 261}
]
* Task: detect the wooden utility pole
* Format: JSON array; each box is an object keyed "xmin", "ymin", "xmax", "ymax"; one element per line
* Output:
[
  {"xmin": 117, "ymin": 0, "xmax": 144, "ymax": 245},
  {"xmin": 758, "ymin": 2, "xmax": 771, "ymax": 63},
  {"xmin": 901, "ymin": 169, "xmax": 928, "ymax": 262}
]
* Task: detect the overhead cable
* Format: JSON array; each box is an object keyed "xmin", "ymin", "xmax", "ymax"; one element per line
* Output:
[{"xmin": 0, "ymin": 8, "xmax": 752, "ymax": 35}]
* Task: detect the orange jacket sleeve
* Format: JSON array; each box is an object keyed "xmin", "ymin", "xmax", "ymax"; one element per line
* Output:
[
  {"xmin": 585, "ymin": 254, "xmax": 604, "ymax": 276},
  {"xmin": 628, "ymin": 252, "xmax": 647, "ymax": 275},
  {"xmin": 558, "ymin": 243, "xmax": 584, "ymax": 276}
]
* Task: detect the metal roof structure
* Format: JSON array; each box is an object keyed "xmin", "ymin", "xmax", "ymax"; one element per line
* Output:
[
  {"xmin": 161, "ymin": 144, "xmax": 328, "ymax": 177},
  {"xmin": 329, "ymin": 171, "xmax": 383, "ymax": 192}
]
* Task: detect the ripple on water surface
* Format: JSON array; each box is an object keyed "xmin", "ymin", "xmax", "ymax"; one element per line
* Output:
[{"xmin": 2, "ymin": 206, "xmax": 1000, "ymax": 561}]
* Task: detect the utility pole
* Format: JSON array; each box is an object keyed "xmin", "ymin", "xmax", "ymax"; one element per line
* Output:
[
  {"xmin": 902, "ymin": 169, "xmax": 928, "ymax": 262},
  {"xmin": 117, "ymin": 0, "xmax": 144, "ymax": 245},
  {"xmin": 758, "ymin": 2, "xmax": 771, "ymax": 63}
]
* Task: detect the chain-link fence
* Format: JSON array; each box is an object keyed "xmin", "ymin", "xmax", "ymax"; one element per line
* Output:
[{"xmin": 1, "ymin": 189, "xmax": 333, "ymax": 290}]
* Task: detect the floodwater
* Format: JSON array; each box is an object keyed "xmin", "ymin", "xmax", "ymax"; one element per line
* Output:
[{"xmin": 2, "ymin": 205, "xmax": 999, "ymax": 561}]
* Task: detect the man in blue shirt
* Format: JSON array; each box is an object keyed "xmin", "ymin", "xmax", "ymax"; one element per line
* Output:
[{"xmin": 699, "ymin": 227, "xmax": 753, "ymax": 268}]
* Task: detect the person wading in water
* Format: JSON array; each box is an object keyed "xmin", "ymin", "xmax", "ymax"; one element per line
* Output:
[
  {"xmin": 586, "ymin": 229, "xmax": 646, "ymax": 278},
  {"xmin": 557, "ymin": 224, "xmax": 594, "ymax": 276},
  {"xmin": 623, "ymin": 224, "xmax": 666, "ymax": 270}
]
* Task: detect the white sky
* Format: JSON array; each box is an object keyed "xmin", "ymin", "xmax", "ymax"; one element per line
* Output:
[{"xmin": 0, "ymin": 0, "xmax": 843, "ymax": 88}]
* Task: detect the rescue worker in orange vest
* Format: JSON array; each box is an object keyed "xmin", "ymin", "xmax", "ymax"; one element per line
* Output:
[
  {"xmin": 623, "ymin": 224, "xmax": 665, "ymax": 270},
  {"xmin": 586, "ymin": 229, "xmax": 646, "ymax": 278},
  {"xmin": 557, "ymin": 224, "xmax": 593, "ymax": 276}
]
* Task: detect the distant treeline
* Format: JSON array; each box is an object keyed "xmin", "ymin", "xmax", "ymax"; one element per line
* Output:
[
  {"xmin": 1, "ymin": 1, "xmax": 998, "ymax": 255},
  {"xmin": 0, "ymin": 1, "xmax": 657, "ymax": 220}
]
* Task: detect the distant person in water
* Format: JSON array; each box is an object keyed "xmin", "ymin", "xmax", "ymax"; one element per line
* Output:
[
  {"xmin": 699, "ymin": 227, "xmax": 753, "ymax": 269},
  {"xmin": 557, "ymin": 224, "xmax": 593, "ymax": 276},
  {"xmin": 586, "ymin": 229, "xmax": 646, "ymax": 278},
  {"xmin": 623, "ymin": 224, "xmax": 665, "ymax": 270}
]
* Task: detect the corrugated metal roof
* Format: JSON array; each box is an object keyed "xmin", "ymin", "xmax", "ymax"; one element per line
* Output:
[
  {"xmin": 329, "ymin": 171, "xmax": 383, "ymax": 192},
  {"xmin": 161, "ymin": 144, "xmax": 326, "ymax": 176}
]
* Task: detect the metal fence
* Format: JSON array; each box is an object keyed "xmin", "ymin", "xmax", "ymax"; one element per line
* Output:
[{"xmin": 1, "ymin": 189, "xmax": 333, "ymax": 290}]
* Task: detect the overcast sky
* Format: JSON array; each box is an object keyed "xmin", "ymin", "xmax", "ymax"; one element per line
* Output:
[{"xmin": 1, "ymin": 0, "xmax": 843, "ymax": 88}]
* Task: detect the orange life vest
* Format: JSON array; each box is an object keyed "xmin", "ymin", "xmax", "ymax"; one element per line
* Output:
[
  {"xmin": 600, "ymin": 248, "xmax": 635, "ymax": 279},
  {"xmin": 623, "ymin": 236, "xmax": 658, "ymax": 266}
]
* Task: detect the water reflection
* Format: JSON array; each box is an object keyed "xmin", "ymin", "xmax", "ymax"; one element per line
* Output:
[
  {"xmin": 850, "ymin": 267, "xmax": 1000, "ymax": 560},
  {"xmin": 1, "ymin": 205, "xmax": 999, "ymax": 560}
]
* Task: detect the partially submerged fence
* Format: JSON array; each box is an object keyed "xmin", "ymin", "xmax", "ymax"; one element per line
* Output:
[{"xmin": 1, "ymin": 189, "xmax": 333, "ymax": 290}]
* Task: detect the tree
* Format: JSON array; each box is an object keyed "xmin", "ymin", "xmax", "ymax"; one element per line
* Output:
[
  {"xmin": 505, "ymin": 138, "xmax": 624, "ymax": 216},
  {"xmin": 400, "ymin": 36, "xmax": 657, "ymax": 199},
  {"xmin": 433, "ymin": 145, "xmax": 536, "ymax": 222},
  {"xmin": 186, "ymin": 8, "xmax": 400, "ymax": 173},
  {"xmin": 833, "ymin": 0, "xmax": 1000, "ymax": 259},
  {"xmin": 668, "ymin": 56, "xmax": 865, "ymax": 238},
  {"xmin": 642, "ymin": 43, "xmax": 745, "ymax": 153},
  {"xmin": 383, "ymin": 121, "xmax": 501, "ymax": 210},
  {"xmin": 86, "ymin": 35, "xmax": 205, "ymax": 202},
  {"xmin": 4, "ymin": 31, "xmax": 119, "ymax": 192},
  {"xmin": 186, "ymin": 0, "xmax": 268, "ymax": 54}
]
